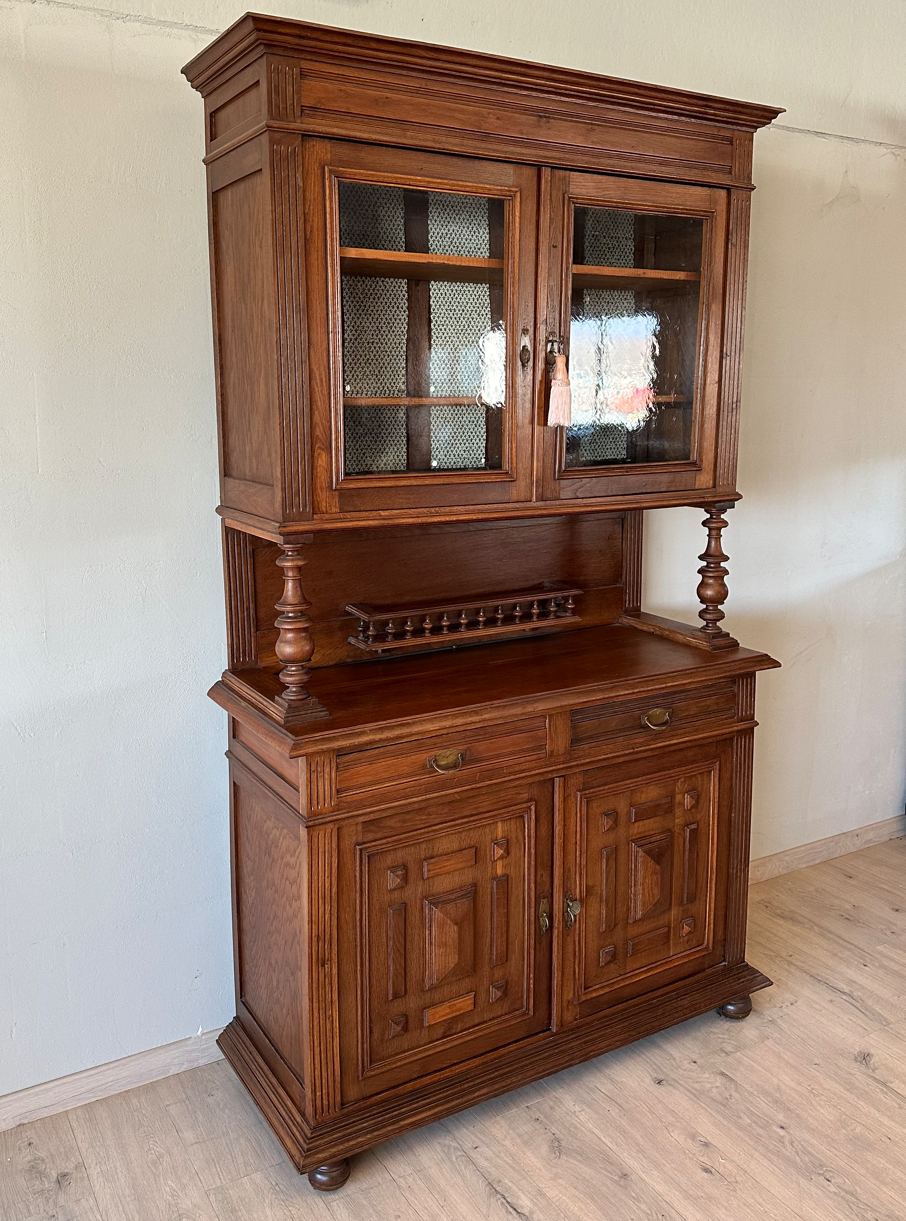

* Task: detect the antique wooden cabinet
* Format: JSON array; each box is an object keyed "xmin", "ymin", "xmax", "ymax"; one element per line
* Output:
[{"xmin": 183, "ymin": 15, "xmax": 781, "ymax": 1192}]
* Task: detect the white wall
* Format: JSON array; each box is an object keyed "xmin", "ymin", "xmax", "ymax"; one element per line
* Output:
[{"xmin": 2, "ymin": 0, "xmax": 904, "ymax": 1095}]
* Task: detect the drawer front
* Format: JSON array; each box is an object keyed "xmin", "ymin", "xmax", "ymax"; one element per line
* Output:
[
  {"xmin": 336, "ymin": 716, "xmax": 548, "ymax": 799},
  {"xmin": 570, "ymin": 680, "xmax": 737, "ymax": 752}
]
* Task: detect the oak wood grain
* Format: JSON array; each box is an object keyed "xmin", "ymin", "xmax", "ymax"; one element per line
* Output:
[
  {"xmin": 67, "ymin": 1087, "xmax": 220, "ymax": 1221},
  {"xmin": 0, "ymin": 1113, "xmax": 100, "ymax": 1221}
]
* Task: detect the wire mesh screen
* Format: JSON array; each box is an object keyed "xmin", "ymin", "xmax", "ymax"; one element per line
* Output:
[
  {"xmin": 343, "ymin": 405, "xmax": 493, "ymax": 474},
  {"xmin": 338, "ymin": 182, "xmax": 405, "ymax": 250},
  {"xmin": 581, "ymin": 208, "xmax": 635, "ymax": 267},
  {"xmin": 344, "ymin": 405, "xmax": 408, "ymax": 474},
  {"xmin": 431, "ymin": 405, "xmax": 488, "ymax": 469},
  {"xmin": 427, "ymin": 192, "xmax": 490, "ymax": 257},
  {"xmin": 338, "ymin": 181, "xmax": 492, "ymax": 256},
  {"xmin": 341, "ymin": 276, "xmax": 408, "ymax": 397},
  {"xmin": 428, "ymin": 282, "xmax": 493, "ymax": 397}
]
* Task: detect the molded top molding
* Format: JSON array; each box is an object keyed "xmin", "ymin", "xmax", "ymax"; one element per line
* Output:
[{"xmin": 182, "ymin": 13, "xmax": 783, "ymax": 135}]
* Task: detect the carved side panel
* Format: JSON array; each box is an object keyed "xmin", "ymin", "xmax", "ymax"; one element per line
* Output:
[
  {"xmin": 224, "ymin": 526, "xmax": 258, "ymax": 668},
  {"xmin": 575, "ymin": 764, "xmax": 717, "ymax": 1000},
  {"xmin": 272, "ymin": 136, "xmax": 308, "ymax": 517},
  {"xmin": 231, "ymin": 760, "xmax": 305, "ymax": 1082}
]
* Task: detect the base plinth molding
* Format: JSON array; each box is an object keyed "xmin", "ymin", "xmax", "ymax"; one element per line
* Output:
[{"xmin": 217, "ymin": 961, "xmax": 770, "ymax": 1185}]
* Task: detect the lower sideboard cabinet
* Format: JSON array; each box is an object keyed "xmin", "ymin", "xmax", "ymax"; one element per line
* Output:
[{"xmin": 220, "ymin": 713, "xmax": 769, "ymax": 1184}]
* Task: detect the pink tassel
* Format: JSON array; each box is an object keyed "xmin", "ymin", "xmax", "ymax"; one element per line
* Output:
[{"xmin": 547, "ymin": 352, "xmax": 572, "ymax": 426}]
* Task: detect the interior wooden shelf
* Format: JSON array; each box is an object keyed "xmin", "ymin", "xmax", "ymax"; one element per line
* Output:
[
  {"xmin": 571, "ymin": 264, "xmax": 701, "ymax": 292},
  {"xmin": 340, "ymin": 247, "xmax": 504, "ymax": 284},
  {"xmin": 344, "ymin": 396, "xmax": 479, "ymax": 407}
]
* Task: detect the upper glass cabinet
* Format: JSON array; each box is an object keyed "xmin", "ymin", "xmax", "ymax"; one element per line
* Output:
[
  {"xmin": 541, "ymin": 171, "xmax": 728, "ymax": 502},
  {"xmin": 304, "ymin": 141, "xmax": 537, "ymax": 516},
  {"xmin": 305, "ymin": 144, "xmax": 729, "ymax": 516}
]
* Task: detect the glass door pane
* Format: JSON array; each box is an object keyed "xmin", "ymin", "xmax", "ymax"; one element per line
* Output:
[
  {"xmin": 566, "ymin": 206, "xmax": 704, "ymax": 468},
  {"xmin": 337, "ymin": 181, "xmax": 507, "ymax": 476}
]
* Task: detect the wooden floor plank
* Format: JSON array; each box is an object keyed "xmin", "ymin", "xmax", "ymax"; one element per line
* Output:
[
  {"xmin": 531, "ymin": 1056, "xmax": 802, "ymax": 1221},
  {"xmin": 6, "ymin": 838, "xmax": 906, "ymax": 1221},
  {"xmin": 0, "ymin": 1113, "xmax": 101, "ymax": 1221},
  {"xmin": 68, "ymin": 1085, "xmax": 219, "ymax": 1221},
  {"xmin": 374, "ymin": 1122, "xmax": 574, "ymax": 1221},
  {"xmin": 455, "ymin": 1088, "xmax": 688, "ymax": 1221},
  {"xmin": 152, "ymin": 1059, "xmax": 286, "ymax": 1190}
]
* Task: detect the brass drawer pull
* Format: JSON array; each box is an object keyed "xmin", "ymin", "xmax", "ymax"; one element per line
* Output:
[
  {"xmin": 564, "ymin": 895, "xmax": 582, "ymax": 928},
  {"xmin": 641, "ymin": 707, "xmax": 672, "ymax": 732},
  {"xmin": 428, "ymin": 748, "xmax": 465, "ymax": 774}
]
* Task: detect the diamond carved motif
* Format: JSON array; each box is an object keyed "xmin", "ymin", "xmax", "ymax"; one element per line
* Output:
[
  {"xmin": 387, "ymin": 865, "xmax": 407, "ymax": 890},
  {"xmin": 388, "ymin": 1014, "xmax": 407, "ymax": 1039},
  {"xmin": 629, "ymin": 833, "xmax": 673, "ymax": 923},
  {"xmin": 424, "ymin": 885, "xmax": 476, "ymax": 990}
]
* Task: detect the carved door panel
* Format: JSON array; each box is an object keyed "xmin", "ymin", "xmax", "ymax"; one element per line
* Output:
[
  {"xmin": 558, "ymin": 740, "xmax": 732, "ymax": 1025},
  {"xmin": 337, "ymin": 780, "xmax": 553, "ymax": 1101}
]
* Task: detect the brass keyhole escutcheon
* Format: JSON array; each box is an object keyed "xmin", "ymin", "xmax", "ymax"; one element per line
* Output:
[
  {"xmin": 428, "ymin": 748, "xmax": 465, "ymax": 774},
  {"xmin": 641, "ymin": 707, "xmax": 672, "ymax": 732},
  {"xmin": 519, "ymin": 328, "xmax": 531, "ymax": 368},
  {"xmin": 564, "ymin": 895, "xmax": 582, "ymax": 928},
  {"xmin": 539, "ymin": 897, "xmax": 551, "ymax": 936}
]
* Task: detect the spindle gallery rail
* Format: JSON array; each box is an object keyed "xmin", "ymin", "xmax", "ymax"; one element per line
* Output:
[{"xmin": 346, "ymin": 584, "xmax": 582, "ymax": 654}]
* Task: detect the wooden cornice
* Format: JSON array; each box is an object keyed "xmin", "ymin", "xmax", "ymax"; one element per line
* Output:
[{"xmin": 182, "ymin": 13, "xmax": 783, "ymax": 133}]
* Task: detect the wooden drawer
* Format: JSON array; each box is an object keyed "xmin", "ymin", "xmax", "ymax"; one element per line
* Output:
[
  {"xmin": 570, "ymin": 680, "xmax": 737, "ymax": 752},
  {"xmin": 336, "ymin": 716, "xmax": 548, "ymax": 799}
]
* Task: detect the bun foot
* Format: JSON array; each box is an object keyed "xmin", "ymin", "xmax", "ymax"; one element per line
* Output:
[
  {"xmin": 717, "ymin": 994, "xmax": 753, "ymax": 1020},
  {"xmin": 307, "ymin": 1159, "xmax": 350, "ymax": 1191}
]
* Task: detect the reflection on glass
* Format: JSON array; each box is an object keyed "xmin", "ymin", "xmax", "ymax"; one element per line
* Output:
[
  {"xmin": 338, "ymin": 181, "xmax": 507, "ymax": 475},
  {"xmin": 565, "ymin": 207, "xmax": 703, "ymax": 467}
]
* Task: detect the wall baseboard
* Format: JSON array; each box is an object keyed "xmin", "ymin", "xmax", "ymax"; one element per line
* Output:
[
  {"xmin": 749, "ymin": 813, "xmax": 906, "ymax": 884},
  {"xmin": 0, "ymin": 1027, "xmax": 224, "ymax": 1133}
]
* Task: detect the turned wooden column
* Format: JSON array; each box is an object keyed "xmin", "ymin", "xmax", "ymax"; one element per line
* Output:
[
  {"xmin": 695, "ymin": 505, "xmax": 739, "ymax": 650},
  {"xmin": 274, "ymin": 539, "xmax": 328, "ymax": 722}
]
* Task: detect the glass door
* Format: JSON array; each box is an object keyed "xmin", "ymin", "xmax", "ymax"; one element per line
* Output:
[
  {"xmin": 540, "ymin": 172, "xmax": 728, "ymax": 501},
  {"xmin": 304, "ymin": 141, "xmax": 537, "ymax": 515}
]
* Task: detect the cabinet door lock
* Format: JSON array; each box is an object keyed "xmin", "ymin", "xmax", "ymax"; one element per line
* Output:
[
  {"xmin": 564, "ymin": 895, "xmax": 582, "ymax": 928},
  {"xmin": 539, "ymin": 897, "xmax": 551, "ymax": 936}
]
